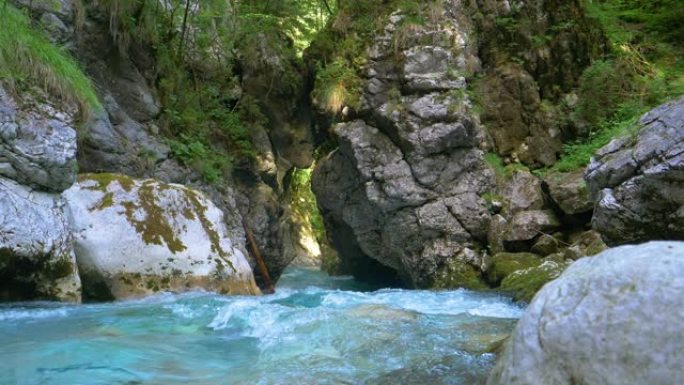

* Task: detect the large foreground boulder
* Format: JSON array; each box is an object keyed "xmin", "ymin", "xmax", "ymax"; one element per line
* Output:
[
  {"xmin": 0, "ymin": 177, "xmax": 81, "ymax": 302},
  {"xmin": 488, "ymin": 241, "xmax": 684, "ymax": 385},
  {"xmin": 64, "ymin": 173, "xmax": 260, "ymax": 300},
  {"xmin": 586, "ymin": 95, "xmax": 684, "ymax": 245}
]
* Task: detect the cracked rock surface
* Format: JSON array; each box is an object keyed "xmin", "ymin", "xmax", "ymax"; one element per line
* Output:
[
  {"xmin": 0, "ymin": 86, "xmax": 77, "ymax": 192},
  {"xmin": 313, "ymin": 5, "xmax": 494, "ymax": 287},
  {"xmin": 585, "ymin": 95, "xmax": 684, "ymax": 245}
]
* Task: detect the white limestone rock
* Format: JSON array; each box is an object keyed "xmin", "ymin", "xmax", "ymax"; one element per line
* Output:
[
  {"xmin": 64, "ymin": 173, "xmax": 260, "ymax": 300},
  {"xmin": 488, "ymin": 241, "xmax": 684, "ymax": 385}
]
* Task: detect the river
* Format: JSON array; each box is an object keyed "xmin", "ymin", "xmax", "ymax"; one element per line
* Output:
[{"xmin": 0, "ymin": 268, "xmax": 522, "ymax": 384}]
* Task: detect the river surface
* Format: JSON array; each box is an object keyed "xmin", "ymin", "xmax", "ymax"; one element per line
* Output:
[{"xmin": 0, "ymin": 268, "xmax": 523, "ymax": 385}]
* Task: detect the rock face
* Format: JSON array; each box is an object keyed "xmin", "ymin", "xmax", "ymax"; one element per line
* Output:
[
  {"xmin": 312, "ymin": 0, "xmax": 603, "ymax": 288},
  {"xmin": 0, "ymin": 86, "xmax": 82, "ymax": 302},
  {"xmin": 0, "ymin": 177, "xmax": 82, "ymax": 302},
  {"xmin": 586, "ymin": 96, "xmax": 684, "ymax": 245},
  {"xmin": 488, "ymin": 241, "xmax": 684, "ymax": 385},
  {"xmin": 64, "ymin": 174, "xmax": 260, "ymax": 300},
  {"xmin": 0, "ymin": 87, "xmax": 77, "ymax": 192},
  {"xmin": 473, "ymin": 0, "xmax": 605, "ymax": 166},
  {"xmin": 314, "ymin": 6, "xmax": 494, "ymax": 287}
]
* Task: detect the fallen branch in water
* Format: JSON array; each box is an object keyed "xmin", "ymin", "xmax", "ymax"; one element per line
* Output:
[{"xmin": 243, "ymin": 220, "xmax": 275, "ymax": 294}]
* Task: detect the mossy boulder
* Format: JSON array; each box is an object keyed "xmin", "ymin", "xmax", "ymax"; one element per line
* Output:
[
  {"xmin": 499, "ymin": 260, "xmax": 571, "ymax": 302},
  {"xmin": 433, "ymin": 258, "xmax": 488, "ymax": 291},
  {"xmin": 64, "ymin": 173, "xmax": 260, "ymax": 300},
  {"xmin": 486, "ymin": 252, "xmax": 543, "ymax": 286}
]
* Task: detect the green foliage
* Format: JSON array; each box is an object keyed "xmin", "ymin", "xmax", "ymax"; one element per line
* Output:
[
  {"xmin": 553, "ymin": 103, "xmax": 642, "ymax": 172},
  {"xmin": 312, "ymin": 59, "xmax": 362, "ymax": 113},
  {"xmin": 484, "ymin": 153, "xmax": 506, "ymax": 176},
  {"xmin": 0, "ymin": 3, "xmax": 100, "ymax": 117},
  {"xmin": 308, "ymin": 0, "xmax": 437, "ymax": 115},
  {"xmin": 289, "ymin": 167, "xmax": 326, "ymax": 243},
  {"xmin": 95, "ymin": 0, "xmax": 334, "ymax": 183},
  {"xmin": 484, "ymin": 153, "xmax": 530, "ymax": 179},
  {"xmin": 551, "ymin": 0, "xmax": 684, "ymax": 171}
]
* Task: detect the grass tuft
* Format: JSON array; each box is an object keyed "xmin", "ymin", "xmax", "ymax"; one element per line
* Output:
[
  {"xmin": 0, "ymin": 4, "xmax": 100, "ymax": 118},
  {"xmin": 551, "ymin": 0, "xmax": 684, "ymax": 172}
]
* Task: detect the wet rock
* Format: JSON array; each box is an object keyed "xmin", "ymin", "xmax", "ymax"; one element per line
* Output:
[
  {"xmin": 489, "ymin": 241, "xmax": 684, "ymax": 385},
  {"xmin": 64, "ymin": 173, "xmax": 260, "ymax": 300},
  {"xmin": 585, "ymin": 96, "xmax": 684, "ymax": 245},
  {"xmin": 0, "ymin": 86, "xmax": 78, "ymax": 192},
  {"xmin": 0, "ymin": 177, "xmax": 81, "ymax": 302},
  {"xmin": 433, "ymin": 251, "xmax": 488, "ymax": 291},
  {"xmin": 545, "ymin": 170, "xmax": 594, "ymax": 215}
]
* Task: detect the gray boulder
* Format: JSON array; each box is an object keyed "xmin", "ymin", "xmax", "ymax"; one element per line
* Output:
[
  {"xmin": 500, "ymin": 170, "xmax": 545, "ymax": 214},
  {"xmin": 585, "ymin": 96, "xmax": 684, "ymax": 245},
  {"xmin": 489, "ymin": 241, "xmax": 684, "ymax": 385},
  {"xmin": 0, "ymin": 177, "xmax": 81, "ymax": 302},
  {"xmin": 545, "ymin": 170, "xmax": 594, "ymax": 215},
  {"xmin": 0, "ymin": 87, "xmax": 78, "ymax": 192},
  {"xmin": 504, "ymin": 210, "xmax": 561, "ymax": 242},
  {"xmin": 64, "ymin": 173, "xmax": 260, "ymax": 300}
]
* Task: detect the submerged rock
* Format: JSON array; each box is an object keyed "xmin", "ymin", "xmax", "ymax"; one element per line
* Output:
[
  {"xmin": 64, "ymin": 173, "xmax": 260, "ymax": 300},
  {"xmin": 0, "ymin": 177, "xmax": 81, "ymax": 302},
  {"xmin": 586, "ymin": 95, "xmax": 684, "ymax": 245},
  {"xmin": 488, "ymin": 241, "xmax": 684, "ymax": 385}
]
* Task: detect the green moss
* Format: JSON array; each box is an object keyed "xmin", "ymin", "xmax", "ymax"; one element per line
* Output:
[
  {"xmin": 550, "ymin": 1, "xmax": 684, "ymax": 172},
  {"xmin": 433, "ymin": 260, "xmax": 488, "ymax": 291},
  {"xmin": 486, "ymin": 252, "xmax": 542, "ymax": 286},
  {"xmin": 120, "ymin": 180, "xmax": 187, "ymax": 255},
  {"xmin": 185, "ymin": 188, "xmax": 236, "ymax": 273},
  {"xmin": 0, "ymin": 5, "xmax": 100, "ymax": 118},
  {"xmin": 80, "ymin": 173, "xmax": 135, "ymax": 193},
  {"xmin": 499, "ymin": 260, "xmax": 570, "ymax": 302},
  {"xmin": 46, "ymin": 257, "xmax": 75, "ymax": 280},
  {"xmin": 484, "ymin": 153, "xmax": 506, "ymax": 176}
]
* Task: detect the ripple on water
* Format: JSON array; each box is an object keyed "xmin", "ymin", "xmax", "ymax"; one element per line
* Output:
[{"xmin": 0, "ymin": 267, "xmax": 523, "ymax": 384}]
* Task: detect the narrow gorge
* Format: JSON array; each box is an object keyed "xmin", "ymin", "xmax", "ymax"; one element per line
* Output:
[{"xmin": 1, "ymin": 0, "xmax": 683, "ymax": 384}]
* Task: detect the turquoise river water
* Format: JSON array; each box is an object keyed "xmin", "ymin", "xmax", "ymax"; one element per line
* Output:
[{"xmin": 0, "ymin": 268, "xmax": 523, "ymax": 385}]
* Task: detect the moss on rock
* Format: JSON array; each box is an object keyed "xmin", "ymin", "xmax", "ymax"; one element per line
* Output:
[
  {"xmin": 80, "ymin": 173, "xmax": 135, "ymax": 193},
  {"xmin": 486, "ymin": 252, "xmax": 543, "ymax": 286},
  {"xmin": 499, "ymin": 260, "xmax": 571, "ymax": 302},
  {"xmin": 433, "ymin": 259, "xmax": 488, "ymax": 290}
]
